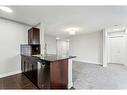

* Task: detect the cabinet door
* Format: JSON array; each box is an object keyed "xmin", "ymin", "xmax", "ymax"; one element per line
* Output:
[
  {"xmin": 21, "ymin": 56, "xmax": 28, "ymax": 73},
  {"xmin": 24, "ymin": 57, "xmax": 30, "ymax": 76},
  {"xmin": 21, "ymin": 56, "xmax": 38, "ymax": 87},
  {"xmin": 21, "ymin": 56, "xmax": 24, "ymax": 72},
  {"xmin": 33, "ymin": 63, "xmax": 37, "ymax": 83},
  {"xmin": 33, "ymin": 28, "xmax": 40, "ymax": 44},
  {"xmin": 28, "ymin": 58, "xmax": 38, "ymax": 86},
  {"xmin": 28, "ymin": 28, "xmax": 40, "ymax": 45},
  {"xmin": 50, "ymin": 59, "xmax": 68, "ymax": 89},
  {"xmin": 28, "ymin": 29, "xmax": 32, "ymax": 44}
]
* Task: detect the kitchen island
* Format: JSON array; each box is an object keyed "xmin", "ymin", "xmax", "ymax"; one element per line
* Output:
[{"xmin": 21, "ymin": 54, "xmax": 76, "ymax": 89}]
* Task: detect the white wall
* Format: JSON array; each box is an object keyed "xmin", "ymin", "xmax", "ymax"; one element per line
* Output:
[
  {"xmin": 69, "ymin": 31, "xmax": 103, "ymax": 64},
  {"xmin": 0, "ymin": 18, "xmax": 29, "ymax": 78},
  {"xmin": 45, "ymin": 34, "xmax": 56, "ymax": 54}
]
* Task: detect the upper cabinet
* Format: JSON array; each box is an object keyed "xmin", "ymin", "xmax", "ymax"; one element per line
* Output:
[{"xmin": 28, "ymin": 27, "xmax": 40, "ymax": 45}]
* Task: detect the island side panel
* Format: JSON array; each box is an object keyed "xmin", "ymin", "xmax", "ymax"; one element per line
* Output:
[
  {"xmin": 68, "ymin": 59, "xmax": 73, "ymax": 89},
  {"xmin": 50, "ymin": 59, "xmax": 68, "ymax": 89}
]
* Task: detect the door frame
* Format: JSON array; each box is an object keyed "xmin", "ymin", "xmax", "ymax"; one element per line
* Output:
[
  {"xmin": 103, "ymin": 29, "xmax": 126, "ymax": 67},
  {"xmin": 103, "ymin": 29, "xmax": 108, "ymax": 67}
]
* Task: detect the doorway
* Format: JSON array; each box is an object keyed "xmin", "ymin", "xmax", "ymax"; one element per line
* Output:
[
  {"xmin": 107, "ymin": 35, "xmax": 125, "ymax": 65},
  {"xmin": 56, "ymin": 39, "xmax": 69, "ymax": 57},
  {"xmin": 103, "ymin": 30, "xmax": 127, "ymax": 67}
]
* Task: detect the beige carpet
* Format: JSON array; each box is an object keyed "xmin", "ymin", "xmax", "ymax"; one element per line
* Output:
[{"xmin": 73, "ymin": 61, "xmax": 127, "ymax": 89}]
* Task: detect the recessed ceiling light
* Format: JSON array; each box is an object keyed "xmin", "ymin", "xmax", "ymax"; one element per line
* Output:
[{"xmin": 0, "ymin": 6, "xmax": 13, "ymax": 13}]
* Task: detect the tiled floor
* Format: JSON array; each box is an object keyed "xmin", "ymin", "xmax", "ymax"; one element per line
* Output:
[
  {"xmin": 73, "ymin": 61, "xmax": 127, "ymax": 89},
  {"xmin": 0, "ymin": 73, "xmax": 38, "ymax": 89}
]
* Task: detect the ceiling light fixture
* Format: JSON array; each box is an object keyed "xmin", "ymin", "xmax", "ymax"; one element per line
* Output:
[
  {"xmin": 66, "ymin": 27, "xmax": 79, "ymax": 32},
  {"xmin": 65, "ymin": 27, "xmax": 79, "ymax": 35},
  {"xmin": 69, "ymin": 30, "xmax": 76, "ymax": 35},
  {"xmin": 0, "ymin": 6, "xmax": 13, "ymax": 13}
]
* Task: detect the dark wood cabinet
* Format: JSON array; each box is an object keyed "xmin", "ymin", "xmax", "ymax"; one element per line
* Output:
[
  {"xmin": 21, "ymin": 26, "xmax": 41, "ymax": 88},
  {"xmin": 28, "ymin": 27, "xmax": 40, "ymax": 45},
  {"xmin": 21, "ymin": 56, "xmax": 68, "ymax": 89},
  {"xmin": 21, "ymin": 56, "xmax": 38, "ymax": 86},
  {"xmin": 38, "ymin": 59, "xmax": 68, "ymax": 89},
  {"xmin": 50, "ymin": 59, "xmax": 68, "ymax": 89}
]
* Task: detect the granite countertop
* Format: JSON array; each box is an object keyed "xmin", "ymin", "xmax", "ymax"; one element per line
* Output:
[{"xmin": 32, "ymin": 54, "xmax": 76, "ymax": 62}]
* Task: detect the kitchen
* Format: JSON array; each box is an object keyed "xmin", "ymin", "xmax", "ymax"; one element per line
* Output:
[{"xmin": 20, "ymin": 27, "xmax": 76, "ymax": 89}]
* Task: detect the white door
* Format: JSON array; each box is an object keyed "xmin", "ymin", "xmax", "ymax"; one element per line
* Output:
[
  {"xmin": 108, "ymin": 36, "xmax": 125, "ymax": 64},
  {"xmin": 56, "ymin": 40, "xmax": 69, "ymax": 57}
]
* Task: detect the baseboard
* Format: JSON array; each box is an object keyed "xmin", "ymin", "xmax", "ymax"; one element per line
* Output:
[
  {"xmin": 73, "ymin": 59, "xmax": 102, "ymax": 65},
  {"xmin": 0, "ymin": 70, "xmax": 21, "ymax": 78}
]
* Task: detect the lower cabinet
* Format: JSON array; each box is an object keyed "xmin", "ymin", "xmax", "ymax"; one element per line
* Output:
[
  {"xmin": 50, "ymin": 59, "xmax": 68, "ymax": 89},
  {"xmin": 21, "ymin": 55, "xmax": 68, "ymax": 89},
  {"xmin": 21, "ymin": 56, "xmax": 38, "ymax": 87}
]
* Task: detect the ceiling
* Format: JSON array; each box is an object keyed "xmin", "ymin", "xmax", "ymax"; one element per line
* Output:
[{"xmin": 1, "ymin": 6, "xmax": 127, "ymax": 37}]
